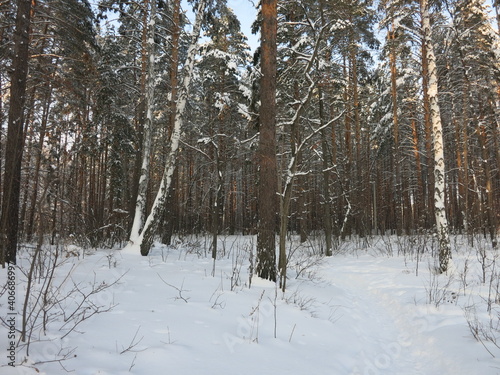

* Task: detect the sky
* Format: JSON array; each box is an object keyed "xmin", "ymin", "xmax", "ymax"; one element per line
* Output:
[
  {"xmin": 181, "ymin": 0, "xmax": 259, "ymax": 52},
  {"xmin": 227, "ymin": 0, "xmax": 259, "ymax": 51}
]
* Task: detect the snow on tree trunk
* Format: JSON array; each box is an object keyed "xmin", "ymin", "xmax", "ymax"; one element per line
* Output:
[
  {"xmin": 277, "ymin": 20, "xmax": 328, "ymax": 288},
  {"xmin": 319, "ymin": 88, "xmax": 333, "ymax": 257},
  {"xmin": 160, "ymin": 0, "xmax": 181, "ymax": 247},
  {"xmin": 421, "ymin": 0, "xmax": 452, "ymax": 273},
  {"xmin": 129, "ymin": 0, "xmax": 156, "ymax": 243},
  {"xmin": 126, "ymin": 0, "xmax": 207, "ymax": 255}
]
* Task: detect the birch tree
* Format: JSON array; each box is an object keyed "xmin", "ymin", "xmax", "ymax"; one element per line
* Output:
[
  {"xmin": 126, "ymin": 0, "xmax": 207, "ymax": 255},
  {"xmin": 420, "ymin": 0, "xmax": 451, "ymax": 272},
  {"xmin": 129, "ymin": 0, "xmax": 156, "ymax": 243}
]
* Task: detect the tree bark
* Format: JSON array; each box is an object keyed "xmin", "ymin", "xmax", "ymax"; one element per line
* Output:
[
  {"xmin": 0, "ymin": 0, "xmax": 32, "ymax": 266},
  {"xmin": 389, "ymin": 25, "xmax": 402, "ymax": 236},
  {"xmin": 126, "ymin": 0, "xmax": 206, "ymax": 255},
  {"xmin": 319, "ymin": 86, "xmax": 333, "ymax": 256},
  {"xmin": 410, "ymin": 112, "xmax": 424, "ymax": 227},
  {"xmin": 129, "ymin": 0, "xmax": 156, "ymax": 243},
  {"xmin": 421, "ymin": 0, "xmax": 451, "ymax": 272},
  {"xmin": 25, "ymin": 82, "xmax": 53, "ymax": 242},
  {"xmin": 256, "ymin": 0, "xmax": 279, "ymax": 282},
  {"xmin": 421, "ymin": 34, "xmax": 435, "ymax": 229},
  {"xmin": 160, "ymin": 0, "xmax": 181, "ymax": 246},
  {"xmin": 478, "ymin": 123, "xmax": 498, "ymax": 248}
]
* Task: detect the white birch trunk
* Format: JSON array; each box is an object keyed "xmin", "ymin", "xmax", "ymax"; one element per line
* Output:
[
  {"xmin": 126, "ymin": 0, "xmax": 207, "ymax": 255},
  {"xmin": 130, "ymin": 0, "xmax": 156, "ymax": 243},
  {"xmin": 421, "ymin": 0, "xmax": 451, "ymax": 272}
]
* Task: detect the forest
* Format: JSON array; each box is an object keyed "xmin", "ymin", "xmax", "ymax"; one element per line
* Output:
[
  {"xmin": 1, "ymin": 0, "xmax": 500, "ymax": 373},
  {"xmin": 1, "ymin": 0, "xmax": 500, "ymax": 275}
]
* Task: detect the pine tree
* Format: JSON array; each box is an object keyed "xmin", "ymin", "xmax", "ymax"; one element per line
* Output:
[
  {"xmin": 192, "ymin": 4, "xmax": 250, "ymax": 259},
  {"xmin": 1, "ymin": 0, "xmax": 32, "ymax": 265},
  {"xmin": 446, "ymin": 0, "xmax": 499, "ymax": 247},
  {"xmin": 256, "ymin": 0, "xmax": 278, "ymax": 281}
]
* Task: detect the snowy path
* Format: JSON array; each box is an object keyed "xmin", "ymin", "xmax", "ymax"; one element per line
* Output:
[
  {"xmin": 319, "ymin": 256, "xmax": 496, "ymax": 375},
  {"xmin": 323, "ymin": 263, "xmax": 438, "ymax": 374}
]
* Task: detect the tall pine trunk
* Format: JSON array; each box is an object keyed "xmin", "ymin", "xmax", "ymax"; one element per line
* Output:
[
  {"xmin": 160, "ymin": 0, "xmax": 181, "ymax": 246},
  {"xmin": 389, "ymin": 25, "xmax": 402, "ymax": 236},
  {"xmin": 0, "ymin": 0, "xmax": 32, "ymax": 266},
  {"xmin": 319, "ymin": 87, "xmax": 333, "ymax": 256},
  {"xmin": 256, "ymin": 0, "xmax": 279, "ymax": 281},
  {"xmin": 26, "ymin": 82, "xmax": 53, "ymax": 242}
]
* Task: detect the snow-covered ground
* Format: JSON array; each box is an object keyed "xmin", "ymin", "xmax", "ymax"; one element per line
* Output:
[{"xmin": 2, "ymin": 234, "xmax": 500, "ymax": 374}]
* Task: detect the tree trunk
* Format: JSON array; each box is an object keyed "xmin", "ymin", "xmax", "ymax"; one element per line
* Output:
[
  {"xmin": 126, "ymin": 0, "xmax": 206, "ymax": 255},
  {"xmin": 421, "ymin": 0, "xmax": 451, "ymax": 272},
  {"xmin": 0, "ymin": 0, "xmax": 32, "ymax": 266},
  {"xmin": 160, "ymin": 0, "xmax": 181, "ymax": 246},
  {"xmin": 421, "ymin": 34, "xmax": 435, "ymax": 229},
  {"xmin": 342, "ymin": 52, "xmax": 353, "ymax": 238},
  {"xmin": 351, "ymin": 40, "xmax": 364, "ymax": 237},
  {"xmin": 129, "ymin": 0, "xmax": 156, "ymax": 243},
  {"xmin": 256, "ymin": 0, "xmax": 279, "ymax": 282},
  {"xmin": 410, "ymin": 113, "xmax": 424, "ymax": 227},
  {"xmin": 0, "ymin": 28, "xmax": 3, "ymax": 205},
  {"xmin": 478, "ymin": 124, "xmax": 498, "ymax": 248},
  {"xmin": 460, "ymin": 86, "xmax": 471, "ymax": 236},
  {"xmin": 292, "ymin": 80, "xmax": 308, "ymax": 243},
  {"xmin": 319, "ymin": 86, "xmax": 333, "ymax": 256},
  {"xmin": 211, "ymin": 152, "xmax": 224, "ymax": 260},
  {"xmin": 25, "ymin": 82, "xmax": 53, "ymax": 242},
  {"xmin": 389, "ymin": 25, "xmax": 402, "ymax": 236}
]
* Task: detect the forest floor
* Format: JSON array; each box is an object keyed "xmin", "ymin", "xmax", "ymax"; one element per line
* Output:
[{"xmin": 2, "ymin": 234, "xmax": 500, "ymax": 374}]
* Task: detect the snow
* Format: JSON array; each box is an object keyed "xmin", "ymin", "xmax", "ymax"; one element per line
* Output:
[
  {"xmin": 2, "ymin": 235, "xmax": 500, "ymax": 374},
  {"xmin": 197, "ymin": 136, "xmax": 212, "ymax": 145}
]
